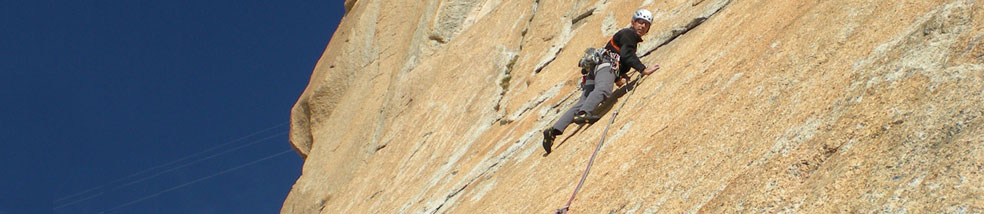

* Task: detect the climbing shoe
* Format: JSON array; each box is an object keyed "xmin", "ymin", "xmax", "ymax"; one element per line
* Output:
[
  {"xmin": 572, "ymin": 111, "xmax": 601, "ymax": 125},
  {"xmin": 542, "ymin": 128, "xmax": 559, "ymax": 153}
]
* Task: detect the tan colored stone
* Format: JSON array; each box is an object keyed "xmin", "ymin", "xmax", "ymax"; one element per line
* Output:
[
  {"xmin": 344, "ymin": 0, "xmax": 357, "ymax": 13},
  {"xmin": 284, "ymin": 0, "xmax": 984, "ymax": 213}
]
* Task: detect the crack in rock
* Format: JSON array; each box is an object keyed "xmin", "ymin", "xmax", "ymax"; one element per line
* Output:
[
  {"xmin": 640, "ymin": 0, "xmax": 732, "ymax": 58},
  {"xmin": 519, "ymin": 0, "xmax": 540, "ymax": 49},
  {"xmin": 533, "ymin": 1, "xmax": 589, "ymax": 74},
  {"xmin": 427, "ymin": 132, "xmax": 536, "ymax": 213},
  {"xmin": 507, "ymin": 83, "xmax": 563, "ymax": 122},
  {"xmin": 572, "ymin": 8, "xmax": 596, "ymax": 25},
  {"xmin": 493, "ymin": 49, "xmax": 521, "ymax": 125},
  {"xmin": 533, "ymin": 21, "xmax": 573, "ymax": 74}
]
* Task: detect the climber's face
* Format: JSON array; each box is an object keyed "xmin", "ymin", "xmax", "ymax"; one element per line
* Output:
[{"xmin": 632, "ymin": 19, "xmax": 651, "ymax": 36}]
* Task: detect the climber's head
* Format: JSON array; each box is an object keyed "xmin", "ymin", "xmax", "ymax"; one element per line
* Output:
[{"xmin": 631, "ymin": 9, "xmax": 653, "ymax": 36}]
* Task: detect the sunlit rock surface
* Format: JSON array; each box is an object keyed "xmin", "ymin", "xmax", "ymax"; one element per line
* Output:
[{"xmin": 284, "ymin": 0, "xmax": 984, "ymax": 213}]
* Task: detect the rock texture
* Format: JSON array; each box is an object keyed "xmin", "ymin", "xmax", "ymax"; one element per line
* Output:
[{"xmin": 284, "ymin": 0, "xmax": 984, "ymax": 213}]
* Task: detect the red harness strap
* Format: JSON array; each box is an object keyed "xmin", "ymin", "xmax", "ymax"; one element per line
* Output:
[
  {"xmin": 607, "ymin": 36, "xmax": 622, "ymax": 76},
  {"xmin": 609, "ymin": 37, "xmax": 621, "ymax": 53}
]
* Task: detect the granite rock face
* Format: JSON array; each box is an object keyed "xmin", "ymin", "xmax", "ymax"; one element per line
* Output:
[{"xmin": 284, "ymin": 0, "xmax": 984, "ymax": 213}]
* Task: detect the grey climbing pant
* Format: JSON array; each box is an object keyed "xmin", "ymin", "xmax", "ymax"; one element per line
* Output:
[{"xmin": 551, "ymin": 63, "xmax": 615, "ymax": 133}]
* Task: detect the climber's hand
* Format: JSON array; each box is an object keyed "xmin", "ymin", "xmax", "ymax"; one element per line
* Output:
[{"xmin": 642, "ymin": 64, "xmax": 660, "ymax": 75}]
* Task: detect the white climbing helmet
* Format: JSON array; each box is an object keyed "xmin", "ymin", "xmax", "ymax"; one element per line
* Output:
[{"xmin": 632, "ymin": 9, "xmax": 653, "ymax": 24}]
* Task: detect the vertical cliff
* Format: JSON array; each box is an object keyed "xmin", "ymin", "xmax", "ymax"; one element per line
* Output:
[{"xmin": 284, "ymin": 0, "xmax": 984, "ymax": 213}]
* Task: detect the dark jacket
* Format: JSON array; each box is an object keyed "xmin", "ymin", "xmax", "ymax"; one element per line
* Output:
[{"xmin": 604, "ymin": 28, "xmax": 647, "ymax": 79}]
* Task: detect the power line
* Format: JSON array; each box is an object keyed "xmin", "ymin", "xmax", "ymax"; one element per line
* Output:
[
  {"xmin": 112, "ymin": 131, "xmax": 288, "ymax": 189},
  {"xmin": 53, "ymin": 131, "xmax": 289, "ymax": 210},
  {"xmin": 54, "ymin": 122, "xmax": 287, "ymax": 204},
  {"xmin": 53, "ymin": 122, "xmax": 288, "ymax": 209},
  {"xmin": 101, "ymin": 149, "xmax": 295, "ymax": 214},
  {"xmin": 54, "ymin": 130, "xmax": 287, "ymax": 210}
]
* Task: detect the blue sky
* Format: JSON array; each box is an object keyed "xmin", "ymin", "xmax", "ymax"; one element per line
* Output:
[{"xmin": 1, "ymin": 1, "xmax": 343, "ymax": 213}]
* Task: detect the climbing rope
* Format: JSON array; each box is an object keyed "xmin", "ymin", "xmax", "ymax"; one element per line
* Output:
[{"xmin": 556, "ymin": 72, "xmax": 647, "ymax": 214}]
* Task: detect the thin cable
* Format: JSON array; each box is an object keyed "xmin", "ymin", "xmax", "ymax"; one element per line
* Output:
[
  {"xmin": 54, "ymin": 122, "xmax": 287, "ymax": 204},
  {"xmin": 112, "ymin": 131, "xmax": 288, "ymax": 189},
  {"xmin": 53, "ymin": 122, "xmax": 287, "ymax": 207},
  {"xmin": 53, "ymin": 131, "xmax": 288, "ymax": 210},
  {"xmin": 101, "ymin": 149, "xmax": 295, "ymax": 214}
]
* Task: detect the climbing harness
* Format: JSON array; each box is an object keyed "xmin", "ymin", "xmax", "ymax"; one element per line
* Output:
[
  {"xmin": 579, "ymin": 50, "xmax": 620, "ymax": 89},
  {"xmin": 609, "ymin": 37, "xmax": 622, "ymax": 53},
  {"xmin": 556, "ymin": 72, "xmax": 647, "ymax": 214}
]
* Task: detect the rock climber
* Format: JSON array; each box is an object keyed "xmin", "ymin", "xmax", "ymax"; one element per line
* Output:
[{"xmin": 543, "ymin": 9, "xmax": 661, "ymax": 154}]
